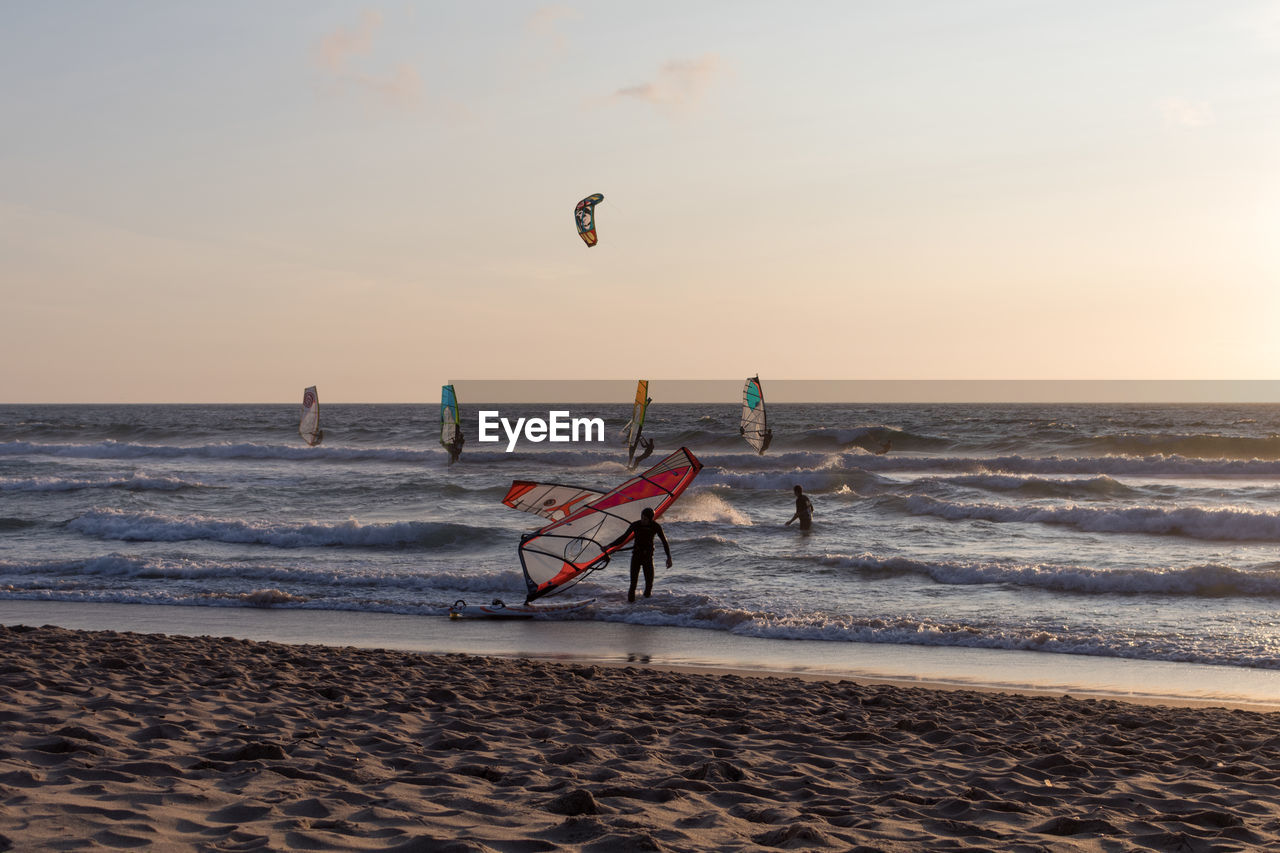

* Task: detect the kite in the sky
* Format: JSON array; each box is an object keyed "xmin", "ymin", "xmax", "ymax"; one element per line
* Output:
[{"xmin": 575, "ymin": 193, "xmax": 604, "ymax": 247}]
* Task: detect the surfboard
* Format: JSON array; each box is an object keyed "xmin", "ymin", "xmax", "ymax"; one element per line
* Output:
[{"xmin": 448, "ymin": 598, "xmax": 595, "ymax": 620}]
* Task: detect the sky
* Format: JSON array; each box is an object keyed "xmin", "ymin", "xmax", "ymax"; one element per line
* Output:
[{"xmin": 2, "ymin": 1, "xmax": 1279, "ymax": 402}]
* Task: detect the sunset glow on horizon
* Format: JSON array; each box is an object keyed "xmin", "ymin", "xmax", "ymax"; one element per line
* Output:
[{"xmin": 3, "ymin": 1, "xmax": 1278, "ymax": 402}]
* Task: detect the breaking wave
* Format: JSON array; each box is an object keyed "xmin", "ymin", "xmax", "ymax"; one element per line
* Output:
[
  {"xmin": 803, "ymin": 553, "xmax": 1280, "ymax": 598},
  {"xmin": 899, "ymin": 495, "xmax": 1280, "ymax": 541},
  {"xmin": 67, "ymin": 510, "xmax": 504, "ymax": 549},
  {"xmin": 0, "ymin": 473, "xmax": 204, "ymax": 493}
]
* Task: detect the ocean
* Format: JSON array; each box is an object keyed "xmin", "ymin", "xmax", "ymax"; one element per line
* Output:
[{"xmin": 4, "ymin": 401, "xmax": 1280, "ymax": 704}]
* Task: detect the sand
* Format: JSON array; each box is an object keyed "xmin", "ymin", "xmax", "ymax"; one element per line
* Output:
[{"xmin": 2, "ymin": 624, "xmax": 1279, "ymax": 852}]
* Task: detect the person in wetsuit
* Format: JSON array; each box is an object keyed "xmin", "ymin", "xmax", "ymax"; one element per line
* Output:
[
  {"xmin": 628, "ymin": 437, "xmax": 655, "ymax": 471},
  {"xmin": 604, "ymin": 506, "xmax": 671, "ymax": 602},
  {"xmin": 446, "ymin": 431, "xmax": 465, "ymax": 464},
  {"xmin": 785, "ymin": 484, "xmax": 814, "ymax": 530}
]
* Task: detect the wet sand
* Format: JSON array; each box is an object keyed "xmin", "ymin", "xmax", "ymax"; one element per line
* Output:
[{"xmin": 3, "ymin": 624, "xmax": 1278, "ymax": 851}]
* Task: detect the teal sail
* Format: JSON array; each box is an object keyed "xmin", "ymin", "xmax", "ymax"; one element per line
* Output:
[
  {"xmin": 741, "ymin": 376, "xmax": 772, "ymax": 454},
  {"xmin": 441, "ymin": 384, "xmax": 463, "ymax": 464}
]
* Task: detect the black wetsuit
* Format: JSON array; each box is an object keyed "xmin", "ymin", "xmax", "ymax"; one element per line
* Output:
[
  {"xmin": 606, "ymin": 517, "xmax": 670, "ymax": 602},
  {"xmin": 630, "ymin": 439, "xmax": 655, "ymax": 470},
  {"xmin": 795, "ymin": 494, "xmax": 813, "ymax": 530}
]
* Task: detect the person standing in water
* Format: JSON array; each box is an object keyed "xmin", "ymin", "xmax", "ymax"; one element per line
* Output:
[
  {"xmin": 604, "ymin": 507, "xmax": 671, "ymax": 602},
  {"xmin": 785, "ymin": 484, "xmax": 814, "ymax": 530}
]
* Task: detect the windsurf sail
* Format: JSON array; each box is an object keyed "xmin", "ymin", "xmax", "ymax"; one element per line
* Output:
[
  {"xmin": 440, "ymin": 384, "xmax": 463, "ymax": 464},
  {"xmin": 574, "ymin": 193, "xmax": 604, "ymax": 247},
  {"xmin": 623, "ymin": 379, "xmax": 651, "ymax": 468},
  {"xmin": 741, "ymin": 375, "xmax": 772, "ymax": 454},
  {"xmin": 503, "ymin": 481, "xmax": 605, "ymax": 522},
  {"xmin": 299, "ymin": 386, "xmax": 323, "ymax": 446},
  {"xmin": 518, "ymin": 447, "xmax": 702, "ymax": 602}
]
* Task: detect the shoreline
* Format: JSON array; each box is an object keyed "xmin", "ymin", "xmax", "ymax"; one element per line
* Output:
[
  {"xmin": 3, "ymin": 622, "xmax": 1278, "ymax": 851},
  {"xmin": 5, "ymin": 599, "xmax": 1280, "ymax": 712}
]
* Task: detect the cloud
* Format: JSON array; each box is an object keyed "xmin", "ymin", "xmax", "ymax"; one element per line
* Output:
[
  {"xmin": 1158, "ymin": 96, "xmax": 1214, "ymax": 129},
  {"xmin": 612, "ymin": 53, "xmax": 725, "ymax": 113},
  {"xmin": 316, "ymin": 11, "xmax": 382, "ymax": 73},
  {"xmin": 313, "ymin": 11, "xmax": 422, "ymax": 108},
  {"xmin": 526, "ymin": 4, "xmax": 578, "ymax": 54},
  {"xmin": 350, "ymin": 63, "xmax": 423, "ymax": 106}
]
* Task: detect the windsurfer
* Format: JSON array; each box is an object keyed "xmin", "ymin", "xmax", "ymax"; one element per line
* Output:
[
  {"xmin": 447, "ymin": 431, "xmax": 465, "ymax": 464},
  {"xmin": 604, "ymin": 507, "xmax": 671, "ymax": 602},
  {"xmin": 741, "ymin": 377, "xmax": 773, "ymax": 455},
  {"xmin": 628, "ymin": 437, "xmax": 655, "ymax": 471},
  {"xmin": 785, "ymin": 485, "xmax": 814, "ymax": 530}
]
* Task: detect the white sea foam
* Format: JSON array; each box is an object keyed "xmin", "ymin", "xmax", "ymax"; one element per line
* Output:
[
  {"xmin": 855, "ymin": 453, "xmax": 1280, "ymax": 479},
  {"xmin": 67, "ymin": 509, "xmax": 503, "ymax": 549},
  {"xmin": 0, "ymin": 553, "xmax": 528, "ymax": 592},
  {"xmin": 665, "ymin": 492, "xmax": 753, "ymax": 525},
  {"xmin": 240, "ymin": 588, "xmax": 309, "ymax": 606},
  {"xmin": 703, "ymin": 464, "xmax": 891, "ymax": 493},
  {"xmin": 0, "ymin": 473, "xmax": 202, "ymax": 492},
  {"xmin": 803, "ymin": 553, "xmax": 1280, "ymax": 597},
  {"xmin": 599, "ymin": 594, "xmax": 1280, "ymax": 669},
  {"xmin": 932, "ymin": 473, "xmax": 1133, "ymax": 497},
  {"xmin": 0, "ymin": 439, "xmax": 433, "ymax": 463},
  {"xmin": 901, "ymin": 494, "xmax": 1280, "ymax": 541}
]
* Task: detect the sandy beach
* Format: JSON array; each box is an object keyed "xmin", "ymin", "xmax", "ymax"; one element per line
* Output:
[{"xmin": 1, "ymin": 625, "xmax": 1277, "ymax": 851}]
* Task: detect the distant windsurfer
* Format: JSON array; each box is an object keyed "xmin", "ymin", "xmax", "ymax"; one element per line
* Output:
[
  {"xmin": 785, "ymin": 485, "xmax": 814, "ymax": 530},
  {"xmin": 628, "ymin": 437, "xmax": 655, "ymax": 471},
  {"xmin": 446, "ymin": 431, "xmax": 465, "ymax": 464},
  {"xmin": 604, "ymin": 507, "xmax": 671, "ymax": 602}
]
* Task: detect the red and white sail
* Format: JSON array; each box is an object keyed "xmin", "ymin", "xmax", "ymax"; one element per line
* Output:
[
  {"xmin": 503, "ymin": 482, "xmax": 605, "ymax": 523},
  {"xmin": 518, "ymin": 447, "xmax": 702, "ymax": 602}
]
